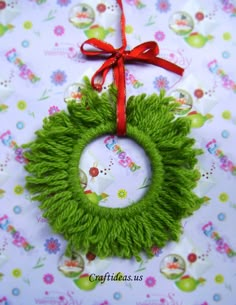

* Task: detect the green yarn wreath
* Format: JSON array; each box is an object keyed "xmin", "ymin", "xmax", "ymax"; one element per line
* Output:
[{"xmin": 24, "ymin": 77, "xmax": 204, "ymax": 261}]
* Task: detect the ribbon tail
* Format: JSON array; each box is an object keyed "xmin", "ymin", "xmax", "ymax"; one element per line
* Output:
[
  {"xmin": 91, "ymin": 58, "xmax": 115, "ymax": 91},
  {"xmin": 151, "ymin": 57, "xmax": 184, "ymax": 76},
  {"xmin": 126, "ymin": 53, "xmax": 184, "ymax": 76}
]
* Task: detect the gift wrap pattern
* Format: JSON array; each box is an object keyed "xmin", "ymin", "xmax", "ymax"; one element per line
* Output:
[{"xmin": 0, "ymin": 0, "xmax": 236, "ymax": 304}]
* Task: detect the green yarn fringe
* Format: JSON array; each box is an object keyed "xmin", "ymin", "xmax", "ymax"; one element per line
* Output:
[{"xmin": 23, "ymin": 77, "xmax": 204, "ymax": 261}]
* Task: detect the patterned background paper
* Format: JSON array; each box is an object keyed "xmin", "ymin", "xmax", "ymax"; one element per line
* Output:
[{"xmin": 0, "ymin": 0, "xmax": 236, "ymax": 304}]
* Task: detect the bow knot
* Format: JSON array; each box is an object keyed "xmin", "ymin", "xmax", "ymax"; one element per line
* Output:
[
  {"xmin": 80, "ymin": 0, "xmax": 184, "ymax": 136},
  {"xmin": 115, "ymin": 50, "xmax": 124, "ymax": 59}
]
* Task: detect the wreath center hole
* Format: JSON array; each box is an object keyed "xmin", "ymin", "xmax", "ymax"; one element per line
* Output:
[{"xmin": 79, "ymin": 135, "xmax": 152, "ymax": 208}]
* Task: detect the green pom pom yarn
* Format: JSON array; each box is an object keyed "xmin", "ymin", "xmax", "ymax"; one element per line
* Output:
[{"xmin": 24, "ymin": 78, "xmax": 204, "ymax": 261}]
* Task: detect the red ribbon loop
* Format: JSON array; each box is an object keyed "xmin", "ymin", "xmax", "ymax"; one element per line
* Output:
[{"xmin": 80, "ymin": 1, "xmax": 184, "ymax": 136}]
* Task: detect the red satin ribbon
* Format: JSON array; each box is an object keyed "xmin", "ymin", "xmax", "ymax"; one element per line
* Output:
[{"xmin": 80, "ymin": 0, "xmax": 184, "ymax": 136}]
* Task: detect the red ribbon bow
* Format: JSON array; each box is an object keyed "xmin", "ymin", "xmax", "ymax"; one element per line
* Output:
[{"xmin": 80, "ymin": 0, "xmax": 184, "ymax": 136}]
